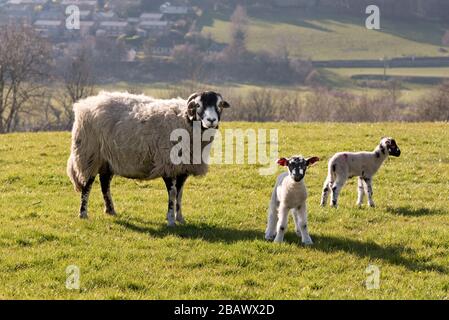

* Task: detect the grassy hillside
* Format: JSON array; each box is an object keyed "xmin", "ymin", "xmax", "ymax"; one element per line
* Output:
[
  {"xmin": 0, "ymin": 123, "xmax": 448, "ymax": 299},
  {"xmin": 199, "ymin": 7, "xmax": 449, "ymax": 60}
]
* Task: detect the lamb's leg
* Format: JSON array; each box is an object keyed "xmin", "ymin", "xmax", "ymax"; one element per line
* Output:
[
  {"xmin": 364, "ymin": 177, "xmax": 375, "ymax": 207},
  {"xmin": 79, "ymin": 177, "xmax": 95, "ymax": 219},
  {"xmin": 175, "ymin": 174, "xmax": 188, "ymax": 224},
  {"xmin": 320, "ymin": 176, "xmax": 330, "ymax": 207},
  {"xmin": 356, "ymin": 177, "xmax": 365, "ymax": 207},
  {"xmin": 265, "ymin": 191, "xmax": 279, "ymax": 241},
  {"xmin": 292, "ymin": 204, "xmax": 313, "ymax": 245},
  {"xmin": 330, "ymin": 176, "xmax": 346, "ymax": 208},
  {"xmin": 163, "ymin": 177, "xmax": 177, "ymax": 227},
  {"xmin": 274, "ymin": 205, "xmax": 289, "ymax": 243},
  {"xmin": 100, "ymin": 165, "xmax": 116, "ymax": 216}
]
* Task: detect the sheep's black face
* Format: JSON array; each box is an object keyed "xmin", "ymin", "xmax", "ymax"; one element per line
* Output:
[
  {"xmin": 381, "ymin": 137, "xmax": 401, "ymax": 157},
  {"xmin": 187, "ymin": 91, "xmax": 230, "ymax": 129},
  {"xmin": 277, "ymin": 156, "xmax": 320, "ymax": 182}
]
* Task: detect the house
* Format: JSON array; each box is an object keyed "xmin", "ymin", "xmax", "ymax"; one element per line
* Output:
[
  {"xmin": 34, "ymin": 19, "xmax": 63, "ymax": 38},
  {"xmin": 139, "ymin": 12, "xmax": 163, "ymax": 21},
  {"xmin": 60, "ymin": 0, "xmax": 97, "ymax": 11},
  {"xmin": 98, "ymin": 20, "xmax": 129, "ymax": 37},
  {"xmin": 3, "ymin": 0, "xmax": 40, "ymax": 24},
  {"xmin": 138, "ymin": 20, "xmax": 169, "ymax": 33},
  {"xmin": 6, "ymin": 0, "xmax": 47, "ymax": 6},
  {"xmin": 159, "ymin": 2, "xmax": 190, "ymax": 15},
  {"xmin": 36, "ymin": 8, "xmax": 64, "ymax": 21},
  {"xmin": 127, "ymin": 17, "xmax": 139, "ymax": 25},
  {"xmin": 79, "ymin": 20, "xmax": 95, "ymax": 37},
  {"xmin": 79, "ymin": 10, "xmax": 92, "ymax": 21},
  {"xmin": 94, "ymin": 10, "xmax": 117, "ymax": 21}
]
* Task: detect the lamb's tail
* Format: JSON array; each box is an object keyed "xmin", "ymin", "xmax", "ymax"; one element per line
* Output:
[{"xmin": 327, "ymin": 158, "xmax": 337, "ymax": 186}]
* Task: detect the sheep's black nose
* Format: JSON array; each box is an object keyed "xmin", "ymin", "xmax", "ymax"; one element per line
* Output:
[{"xmin": 207, "ymin": 118, "xmax": 216, "ymax": 124}]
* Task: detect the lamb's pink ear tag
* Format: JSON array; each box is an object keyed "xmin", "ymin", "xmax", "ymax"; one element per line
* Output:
[{"xmin": 277, "ymin": 158, "xmax": 288, "ymax": 166}]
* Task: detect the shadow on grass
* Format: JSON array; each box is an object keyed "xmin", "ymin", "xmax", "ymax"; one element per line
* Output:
[
  {"xmin": 115, "ymin": 218, "xmax": 446, "ymax": 274},
  {"xmin": 308, "ymin": 234, "xmax": 446, "ymax": 274},
  {"xmin": 386, "ymin": 206, "xmax": 447, "ymax": 217}
]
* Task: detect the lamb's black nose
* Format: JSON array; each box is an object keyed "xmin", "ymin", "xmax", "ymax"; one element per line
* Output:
[{"xmin": 207, "ymin": 118, "xmax": 216, "ymax": 124}]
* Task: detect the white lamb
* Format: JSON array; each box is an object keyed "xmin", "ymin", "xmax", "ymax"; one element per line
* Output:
[
  {"xmin": 320, "ymin": 137, "xmax": 401, "ymax": 208},
  {"xmin": 265, "ymin": 155, "xmax": 320, "ymax": 244}
]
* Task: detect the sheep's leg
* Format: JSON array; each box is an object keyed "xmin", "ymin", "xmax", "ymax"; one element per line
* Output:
[
  {"xmin": 320, "ymin": 176, "xmax": 330, "ymax": 207},
  {"xmin": 175, "ymin": 174, "xmax": 188, "ymax": 224},
  {"xmin": 100, "ymin": 165, "xmax": 116, "ymax": 216},
  {"xmin": 265, "ymin": 191, "xmax": 279, "ymax": 241},
  {"xmin": 364, "ymin": 177, "xmax": 375, "ymax": 207},
  {"xmin": 356, "ymin": 177, "xmax": 365, "ymax": 207},
  {"xmin": 274, "ymin": 205, "xmax": 289, "ymax": 243},
  {"xmin": 163, "ymin": 177, "xmax": 177, "ymax": 227},
  {"xmin": 79, "ymin": 177, "xmax": 95, "ymax": 219},
  {"xmin": 292, "ymin": 204, "xmax": 313, "ymax": 245},
  {"xmin": 330, "ymin": 177, "xmax": 346, "ymax": 208}
]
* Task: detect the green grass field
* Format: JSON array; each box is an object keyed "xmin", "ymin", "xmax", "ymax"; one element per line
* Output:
[
  {"xmin": 0, "ymin": 123, "xmax": 448, "ymax": 299},
  {"xmin": 199, "ymin": 7, "xmax": 449, "ymax": 60}
]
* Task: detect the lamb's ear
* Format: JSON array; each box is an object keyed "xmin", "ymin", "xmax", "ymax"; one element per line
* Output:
[
  {"xmin": 277, "ymin": 158, "xmax": 289, "ymax": 167},
  {"xmin": 306, "ymin": 157, "xmax": 320, "ymax": 167}
]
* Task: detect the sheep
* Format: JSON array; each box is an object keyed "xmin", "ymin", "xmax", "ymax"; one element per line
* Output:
[
  {"xmin": 320, "ymin": 137, "xmax": 401, "ymax": 208},
  {"xmin": 67, "ymin": 90, "xmax": 230, "ymax": 225},
  {"xmin": 265, "ymin": 155, "xmax": 320, "ymax": 244}
]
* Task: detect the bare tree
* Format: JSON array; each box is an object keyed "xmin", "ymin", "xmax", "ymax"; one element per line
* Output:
[
  {"xmin": 225, "ymin": 5, "xmax": 248, "ymax": 59},
  {"xmin": 50, "ymin": 46, "xmax": 95, "ymax": 130},
  {"xmin": 0, "ymin": 24, "xmax": 51, "ymax": 133}
]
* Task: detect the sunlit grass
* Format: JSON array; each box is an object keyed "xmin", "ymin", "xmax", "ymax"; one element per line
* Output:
[{"xmin": 0, "ymin": 123, "xmax": 448, "ymax": 299}]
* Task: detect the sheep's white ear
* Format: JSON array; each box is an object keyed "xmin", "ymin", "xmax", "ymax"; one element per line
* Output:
[
  {"xmin": 277, "ymin": 158, "xmax": 288, "ymax": 167},
  {"xmin": 306, "ymin": 157, "xmax": 320, "ymax": 166}
]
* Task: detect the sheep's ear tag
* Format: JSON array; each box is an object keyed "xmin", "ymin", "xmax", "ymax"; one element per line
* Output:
[
  {"xmin": 306, "ymin": 157, "xmax": 320, "ymax": 167},
  {"xmin": 277, "ymin": 158, "xmax": 288, "ymax": 167}
]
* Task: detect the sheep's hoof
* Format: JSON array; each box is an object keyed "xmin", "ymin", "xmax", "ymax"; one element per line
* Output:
[
  {"xmin": 167, "ymin": 221, "xmax": 176, "ymax": 227},
  {"xmin": 79, "ymin": 212, "xmax": 88, "ymax": 219},
  {"xmin": 265, "ymin": 234, "xmax": 276, "ymax": 241},
  {"xmin": 302, "ymin": 239, "xmax": 314, "ymax": 246},
  {"xmin": 176, "ymin": 216, "xmax": 186, "ymax": 224},
  {"xmin": 369, "ymin": 203, "xmax": 376, "ymax": 208},
  {"xmin": 104, "ymin": 209, "xmax": 117, "ymax": 216}
]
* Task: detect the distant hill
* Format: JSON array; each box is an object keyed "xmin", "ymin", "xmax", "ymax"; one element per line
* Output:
[{"xmin": 199, "ymin": 7, "xmax": 449, "ymax": 60}]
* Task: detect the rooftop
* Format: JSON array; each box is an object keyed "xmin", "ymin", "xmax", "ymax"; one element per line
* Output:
[{"xmin": 34, "ymin": 19, "xmax": 62, "ymax": 26}]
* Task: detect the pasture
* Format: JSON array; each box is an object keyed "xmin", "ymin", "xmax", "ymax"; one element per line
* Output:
[
  {"xmin": 0, "ymin": 123, "xmax": 448, "ymax": 299},
  {"xmin": 199, "ymin": 7, "xmax": 449, "ymax": 60}
]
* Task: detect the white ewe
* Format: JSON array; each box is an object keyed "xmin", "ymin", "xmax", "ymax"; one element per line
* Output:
[{"xmin": 67, "ymin": 91, "xmax": 230, "ymax": 225}]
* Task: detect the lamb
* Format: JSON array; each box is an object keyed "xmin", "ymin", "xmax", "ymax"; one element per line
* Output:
[
  {"xmin": 67, "ymin": 90, "xmax": 230, "ymax": 225},
  {"xmin": 265, "ymin": 155, "xmax": 320, "ymax": 244},
  {"xmin": 320, "ymin": 137, "xmax": 401, "ymax": 208}
]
